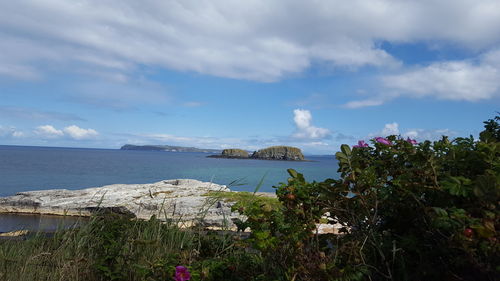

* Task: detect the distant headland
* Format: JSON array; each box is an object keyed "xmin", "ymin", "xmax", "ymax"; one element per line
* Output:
[
  {"xmin": 120, "ymin": 144, "xmax": 221, "ymax": 153},
  {"xmin": 208, "ymin": 146, "xmax": 306, "ymax": 161}
]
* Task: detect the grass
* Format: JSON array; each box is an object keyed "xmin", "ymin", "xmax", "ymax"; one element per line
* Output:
[
  {"xmin": 0, "ymin": 191, "xmax": 280, "ymax": 281},
  {"xmin": 204, "ymin": 191, "xmax": 281, "ymax": 210},
  {"xmin": 0, "ymin": 213, "xmax": 264, "ymax": 281}
]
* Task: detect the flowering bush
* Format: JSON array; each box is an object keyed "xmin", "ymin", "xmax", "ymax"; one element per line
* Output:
[{"xmin": 237, "ymin": 115, "xmax": 499, "ymax": 280}]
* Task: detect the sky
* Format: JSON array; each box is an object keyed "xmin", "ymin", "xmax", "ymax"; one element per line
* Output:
[{"xmin": 0, "ymin": 0, "xmax": 499, "ymax": 154}]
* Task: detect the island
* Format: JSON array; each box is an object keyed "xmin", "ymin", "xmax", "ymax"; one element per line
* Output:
[
  {"xmin": 208, "ymin": 146, "xmax": 305, "ymax": 161},
  {"xmin": 121, "ymin": 144, "xmax": 221, "ymax": 153}
]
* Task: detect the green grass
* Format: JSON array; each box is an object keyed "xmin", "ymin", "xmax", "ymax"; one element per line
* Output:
[
  {"xmin": 0, "ymin": 213, "xmax": 267, "ymax": 281},
  {"xmin": 204, "ymin": 191, "xmax": 281, "ymax": 210}
]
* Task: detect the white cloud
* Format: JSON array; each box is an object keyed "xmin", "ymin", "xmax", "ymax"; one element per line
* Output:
[
  {"xmin": 35, "ymin": 125, "xmax": 64, "ymax": 138},
  {"xmin": 292, "ymin": 109, "xmax": 330, "ymax": 139},
  {"xmin": 1, "ymin": 0, "xmax": 500, "ymax": 82},
  {"xmin": 402, "ymin": 128, "xmax": 456, "ymax": 141},
  {"xmin": 383, "ymin": 60, "xmax": 500, "ymax": 101},
  {"xmin": 345, "ymin": 48, "xmax": 500, "ymax": 108},
  {"xmin": 344, "ymin": 98, "xmax": 385, "ymax": 109},
  {"xmin": 34, "ymin": 124, "xmax": 98, "ymax": 140},
  {"xmin": 371, "ymin": 123, "xmax": 456, "ymax": 141},
  {"xmin": 0, "ymin": 125, "xmax": 25, "ymax": 138},
  {"xmin": 63, "ymin": 125, "xmax": 98, "ymax": 140},
  {"xmin": 382, "ymin": 122, "xmax": 399, "ymax": 135}
]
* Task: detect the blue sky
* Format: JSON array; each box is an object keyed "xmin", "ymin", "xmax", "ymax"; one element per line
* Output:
[{"xmin": 0, "ymin": 0, "xmax": 499, "ymax": 154}]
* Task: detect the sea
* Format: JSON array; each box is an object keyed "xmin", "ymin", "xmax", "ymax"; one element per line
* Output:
[{"xmin": 0, "ymin": 145, "xmax": 339, "ymax": 232}]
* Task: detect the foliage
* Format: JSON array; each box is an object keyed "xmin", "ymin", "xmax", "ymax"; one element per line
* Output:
[{"xmin": 236, "ymin": 115, "xmax": 499, "ymax": 280}]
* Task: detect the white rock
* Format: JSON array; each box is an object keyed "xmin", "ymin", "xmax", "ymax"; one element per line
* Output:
[{"xmin": 0, "ymin": 179, "xmax": 243, "ymax": 228}]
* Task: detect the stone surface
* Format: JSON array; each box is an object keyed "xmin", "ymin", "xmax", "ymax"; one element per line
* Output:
[
  {"xmin": 0, "ymin": 179, "xmax": 341, "ymax": 234},
  {"xmin": 251, "ymin": 146, "xmax": 305, "ymax": 161},
  {"xmin": 0, "ymin": 179, "xmax": 243, "ymax": 228}
]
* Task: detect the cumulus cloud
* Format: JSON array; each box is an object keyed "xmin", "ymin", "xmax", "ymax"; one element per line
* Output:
[
  {"xmin": 63, "ymin": 125, "xmax": 99, "ymax": 140},
  {"xmin": 382, "ymin": 59, "xmax": 500, "ymax": 101},
  {"xmin": 292, "ymin": 109, "xmax": 330, "ymax": 139},
  {"xmin": 381, "ymin": 122, "xmax": 400, "ymax": 136},
  {"xmin": 1, "ymin": 0, "xmax": 500, "ymax": 82},
  {"xmin": 34, "ymin": 125, "xmax": 98, "ymax": 140},
  {"xmin": 402, "ymin": 128, "xmax": 456, "ymax": 141},
  {"xmin": 345, "ymin": 47, "xmax": 500, "ymax": 108},
  {"xmin": 35, "ymin": 125, "xmax": 64, "ymax": 138},
  {"xmin": 370, "ymin": 122, "xmax": 456, "ymax": 141}
]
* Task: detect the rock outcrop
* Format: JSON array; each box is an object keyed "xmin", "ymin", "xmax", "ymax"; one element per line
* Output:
[
  {"xmin": 221, "ymin": 149, "xmax": 249, "ymax": 158},
  {"xmin": 251, "ymin": 146, "xmax": 305, "ymax": 161},
  {"xmin": 0, "ymin": 179, "xmax": 243, "ymax": 228}
]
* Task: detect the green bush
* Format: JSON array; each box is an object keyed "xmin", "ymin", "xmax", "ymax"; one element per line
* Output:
[{"xmin": 237, "ymin": 115, "xmax": 499, "ymax": 281}]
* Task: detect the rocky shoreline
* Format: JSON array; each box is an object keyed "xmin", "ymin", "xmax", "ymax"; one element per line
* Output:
[
  {"xmin": 0, "ymin": 179, "xmax": 244, "ymax": 228},
  {"xmin": 0, "ymin": 179, "xmax": 340, "ymax": 234}
]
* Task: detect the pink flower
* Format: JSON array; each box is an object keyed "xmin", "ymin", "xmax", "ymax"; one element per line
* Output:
[
  {"xmin": 406, "ymin": 137, "xmax": 418, "ymax": 145},
  {"xmin": 374, "ymin": 137, "xmax": 392, "ymax": 146},
  {"xmin": 175, "ymin": 266, "xmax": 191, "ymax": 281},
  {"xmin": 353, "ymin": 140, "xmax": 369, "ymax": 148}
]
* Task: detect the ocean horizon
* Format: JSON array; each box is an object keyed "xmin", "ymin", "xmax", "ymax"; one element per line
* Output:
[{"xmin": 0, "ymin": 144, "xmax": 339, "ymax": 197}]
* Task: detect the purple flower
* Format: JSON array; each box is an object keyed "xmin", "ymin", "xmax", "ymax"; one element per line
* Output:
[
  {"xmin": 406, "ymin": 137, "xmax": 418, "ymax": 145},
  {"xmin": 353, "ymin": 140, "xmax": 369, "ymax": 148},
  {"xmin": 374, "ymin": 137, "xmax": 392, "ymax": 146},
  {"xmin": 175, "ymin": 266, "xmax": 191, "ymax": 281}
]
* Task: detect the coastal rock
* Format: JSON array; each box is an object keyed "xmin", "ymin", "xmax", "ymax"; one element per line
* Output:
[
  {"xmin": 0, "ymin": 179, "xmax": 243, "ymax": 228},
  {"xmin": 221, "ymin": 149, "xmax": 249, "ymax": 158},
  {"xmin": 251, "ymin": 146, "xmax": 305, "ymax": 161}
]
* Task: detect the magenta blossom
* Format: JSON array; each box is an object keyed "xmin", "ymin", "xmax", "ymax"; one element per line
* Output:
[
  {"xmin": 406, "ymin": 137, "xmax": 418, "ymax": 145},
  {"xmin": 174, "ymin": 266, "xmax": 191, "ymax": 281},
  {"xmin": 353, "ymin": 140, "xmax": 369, "ymax": 148},
  {"xmin": 374, "ymin": 137, "xmax": 392, "ymax": 146}
]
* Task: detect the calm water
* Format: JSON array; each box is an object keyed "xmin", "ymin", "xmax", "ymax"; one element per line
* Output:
[
  {"xmin": 0, "ymin": 145, "xmax": 339, "ymax": 196},
  {"xmin": 0, "ymin": 213, "xmax": 84, "ymax": 233}
]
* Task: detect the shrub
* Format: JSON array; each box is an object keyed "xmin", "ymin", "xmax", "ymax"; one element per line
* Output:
[{"xmin": 237, "ymin": 115, "xmax": 499, "ymax": 281}]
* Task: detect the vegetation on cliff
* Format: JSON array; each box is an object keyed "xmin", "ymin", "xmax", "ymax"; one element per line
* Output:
[
  {"xmin": 251, "ymin": 146, "xmax": 304, "ymax": 161},
  {"xmin": 221, "ymin": 149, "xmax": 249, "ymax": 158}
]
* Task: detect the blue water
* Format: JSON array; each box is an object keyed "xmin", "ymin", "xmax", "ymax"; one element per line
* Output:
[{"xmin": 0, "ymin": 145, "xmax": 339, "ymax": 196}]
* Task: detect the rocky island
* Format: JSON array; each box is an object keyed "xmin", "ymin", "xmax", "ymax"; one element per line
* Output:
[{"xmin": 209, "ymin": 146, "xmax": 305, "ymax": 161}]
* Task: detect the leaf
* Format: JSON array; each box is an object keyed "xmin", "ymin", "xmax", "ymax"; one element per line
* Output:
[
  {"xmin": 253, "ymin": 171, "xmax": 269, "ymax": 195},
  {"xmin": 471, "ymin": 225, "xmax": 495, "ymax": 238},
  {"xmin": 287, "ymin": 169, "xmax": 298, "ymax": 178},
  {"xmin": 432, "ymin": 207, "xmax": 448, "ymax": 217},
  {"xmin": 341, "ymin": 144, "xmax": 352, "ymax": 156}
]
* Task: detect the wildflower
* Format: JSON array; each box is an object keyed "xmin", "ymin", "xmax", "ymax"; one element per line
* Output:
[
  {"xmin": 374, "ymin": 137, "xmax": 392, "ymax": 146},
  {"xmin": 353, "ymin": 140, "xmax": 369, "ymax": 148},
  {"xmin": 174, "ymin": 266, "xmax": 191, "ymax": 281},
  {"xmin": 406, "ymin": 137, "xmax": 418, "ymax": 145}
]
